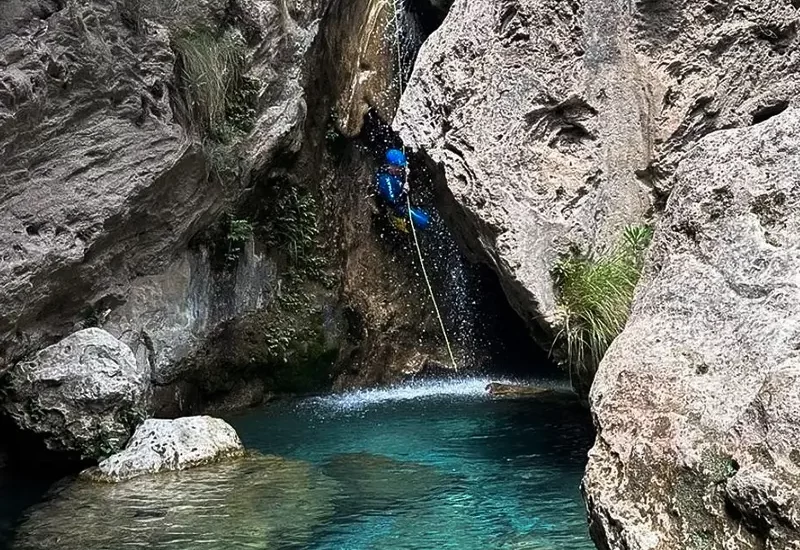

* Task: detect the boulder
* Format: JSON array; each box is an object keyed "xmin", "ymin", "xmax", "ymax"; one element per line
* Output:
[
  {"xmin": 2, "ymin": 328, "xmax": 148, "ymax": 459},
  {"xmin": 394, "ymin": 0, "xmax": 652, "ymax": 346},
  {"xmin": 583, "ymin": 109, "xmax": 800, "ymax": 549},
  {"xmin": 84, "ymin": 416, "xmax": 245, "ymax": 482},
  {"xmin": 13, "ymin": 454, "xmax": 336, "ymax": 550},
  {"xmin": 394, "ymin": 0, "xmax": 800, "ymax": 355}
]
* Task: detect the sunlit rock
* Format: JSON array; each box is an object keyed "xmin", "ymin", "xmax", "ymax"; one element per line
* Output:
[{"xmin": 83, "ymin": 416, "xmax": 245, "ymax": 482}]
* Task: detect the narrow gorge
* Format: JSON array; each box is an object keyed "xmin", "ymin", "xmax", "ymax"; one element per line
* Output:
[{"xmin": 1, "ymin": 0, "xmax": 799, "ymax": 548}]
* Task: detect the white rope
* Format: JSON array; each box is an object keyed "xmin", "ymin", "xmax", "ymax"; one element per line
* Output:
[{"xmin": 391, "ymin": 0, "xmax": 458, "ymax": 372}]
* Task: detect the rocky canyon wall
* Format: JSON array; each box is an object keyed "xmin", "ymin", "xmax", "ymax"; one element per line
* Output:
[
  {"xmin": 394, "ymin": 0, "xmax": 800, "ymax": 547},
  {"xmin": 0, "ymin": 0, "xmax": 454, "ymax": 460}
]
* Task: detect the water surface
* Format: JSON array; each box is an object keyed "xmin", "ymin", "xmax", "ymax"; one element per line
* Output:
[
  {"xmin": 231, "ymin": 378, "xmax": 595, "ymax": 550},
  {"xmin": 5, "ymin": 378, "xmax": 594, "ymax": 550}
]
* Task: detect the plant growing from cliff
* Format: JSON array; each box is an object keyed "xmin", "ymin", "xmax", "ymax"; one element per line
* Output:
[
  {"xmin": 174, "ymin": 28, "xmax": 248, "ymax": 139},
  {"xmin": 553, "ymin": 224, "xmax": 653, "ymax": 384},
  {"xmin": 262, "ymin": 185, "xmax": 328, "ymax": 282},
  {"xmin": 224, "ymin": 217, "xmax": 253, "ymax": 265}
]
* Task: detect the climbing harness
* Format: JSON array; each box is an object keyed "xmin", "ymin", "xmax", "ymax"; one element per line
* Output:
[{"xmin": 390, "ymin": 0, "xmax": 458, "ymax": 372}]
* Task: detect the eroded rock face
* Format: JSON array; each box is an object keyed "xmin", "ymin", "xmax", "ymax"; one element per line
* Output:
[
  {"xmin": 84, "ymin": 416, "xmax": 244, "ymax": 482},
  {"xmin": 395, "ymin": 0, "xmax": 653, "ymax": 343},
  {"xmin": 584, "ymin": 109, "xmax": 800, "ymax": 549},
  {"xmin": 0, "ymin": 0, "xmax": 217, "ymax": 369},
  {"xmin": 0, "ymin": 0, "xmax": 336, "ymax": 411},
  {"xmin": 2, "ymin": 328, "xmax": 148, "ymax": 459},
  {"xmin": 394, "ymin": 0, "xmax": 800, "ymax": 349}
]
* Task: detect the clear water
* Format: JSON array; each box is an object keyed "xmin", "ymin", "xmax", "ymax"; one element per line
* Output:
[
  {"xmin": 0, "ymin": 474, "xmax": 53, "ymax": 550},
  {"xmin": 3, "ymin": 378, "xmax": 595, "ymax": 550},
  {"xmin": 231, "ymin": 378, "xmax": 595, "ymax": 550}
]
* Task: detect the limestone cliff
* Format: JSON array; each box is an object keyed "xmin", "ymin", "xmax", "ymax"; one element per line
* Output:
[
  {"xmin": 0, "ymin": 0, "xmax": 453, "ymax": 457},
  {"xmin": 585, "ymin": 109, "xmax": 800, "ymax": 550},
  {"xmin": 394, "ymin": 0, "xmax": 800, "ymax": 547},
  {"xmin": 395, "ymin": 0, "xmax": 800, "ymax": 354}
]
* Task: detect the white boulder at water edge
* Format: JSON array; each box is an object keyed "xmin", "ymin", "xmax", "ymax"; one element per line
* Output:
[
  {"xmin": 85, "ymin": 416, "xmax": 246, "ymax": 482},
  {"xmin": 1, "ymin": 328, "xmax": 149, "ymax": 459}
]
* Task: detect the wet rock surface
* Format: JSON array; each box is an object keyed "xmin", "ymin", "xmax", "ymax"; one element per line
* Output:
[
  {"xmin": 1, "ymin": 328, "xmax": 148, "ymax": 460},
  {"xmin": 12, "ymin": 454, "xmax": 336, "ymax": 550},
  {"xmin": 84, "ymin": 416, "xmax": 245, "ymax": 482},
  {"xmin": 584, "ymin": 109, "xmax": 800, "ymax": 549},
  {"xmin": 484, "ymin": 382, "xmax": 572, "ymax": 402}
]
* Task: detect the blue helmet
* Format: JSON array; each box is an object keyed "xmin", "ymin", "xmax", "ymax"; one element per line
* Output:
[{"xmin": 386, "ymin": 148, "xmax": 407, "ymax": 167}]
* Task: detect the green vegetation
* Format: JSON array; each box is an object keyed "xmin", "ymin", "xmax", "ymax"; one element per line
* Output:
[
  {"xmin": 224, "ymin": 217, "xmax": 253, "ymax": 265},
  {"xmin": 260, "ymin": 185, "xmax": 329, "ymax": 284},
  {"xmin": 553, "ymin": 224, "xmax": 653, "ymax": 383},
  {"xmin": 174, "ymin": 28, "xmax": 258, "ymax": 140}
]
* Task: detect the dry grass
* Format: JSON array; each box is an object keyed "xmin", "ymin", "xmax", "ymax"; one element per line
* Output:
[{"xmin": 174, "ymin": 29, "xmax": 246, "ymax": 137}]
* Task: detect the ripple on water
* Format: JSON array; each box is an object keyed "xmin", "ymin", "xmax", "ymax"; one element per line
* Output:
[
  {"xmin": 9, "ymin": 379, "xmax": 594, "ymax": 550},
  {"xmin": 11, "ymin": 455, "xmax": 338, "ymax": 550}
]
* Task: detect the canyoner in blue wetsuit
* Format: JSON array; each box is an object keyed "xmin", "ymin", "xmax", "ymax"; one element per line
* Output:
[{"xmin": 374, "ymin": 148, "xmax": 432, "ymax": 233}]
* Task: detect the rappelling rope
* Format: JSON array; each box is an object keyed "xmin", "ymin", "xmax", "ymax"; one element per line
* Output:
[{"xmin": 391, "ymin": 0, "xmax": 458, "ymax": 372}]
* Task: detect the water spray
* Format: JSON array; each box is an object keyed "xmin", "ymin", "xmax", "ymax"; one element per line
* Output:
[{"xmin": 391, "ymin": 0, "xmax": 458, "ymax": 373}]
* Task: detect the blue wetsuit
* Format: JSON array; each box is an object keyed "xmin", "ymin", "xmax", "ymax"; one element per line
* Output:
[{"xmin": 375, "ymin": 149, "xmax": 432, "ymax": 230}]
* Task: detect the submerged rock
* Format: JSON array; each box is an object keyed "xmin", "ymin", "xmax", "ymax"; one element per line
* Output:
[
  {"xmin": 2, "ymin": 328, "xmax": 148, "ymax": 460},
  {"xmin": 584, "ymin": 109, "xmax": 800, "ymax": 549},
  {"xmin": 13, "ymin": 454, "xmax": 336, "ymax": 550},
  {"xmin": 83, "ymin": 416, "xmax": 245, "ymax": 482},
  {"xmin": 484, "ymin": 382, "xmax": 569, "ymax": 401},
  {"xmin": 322, "ymin": 452, "xmax": 445, "ymax": 507}
]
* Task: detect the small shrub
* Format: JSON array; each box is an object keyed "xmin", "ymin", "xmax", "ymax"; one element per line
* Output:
[
  {"xmin": 553, "ymin": 224, "xmax": 653, "ymax": 383},
  {"xmin": 224, "ymin": 217, "xmax": 253, "ymax": 265},
  {"xmin": 174, "ymin": 29, "xmax": 246, "ymax": 137}
]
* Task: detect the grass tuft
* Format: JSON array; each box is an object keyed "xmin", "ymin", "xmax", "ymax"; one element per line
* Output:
[
  {"xmin": 553, "ymin": 224, "xmax": 653, "ymax": 385},
  {"xmin": 174, "ymin": 29, "xmax": 247, "ymax": 138}
]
